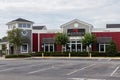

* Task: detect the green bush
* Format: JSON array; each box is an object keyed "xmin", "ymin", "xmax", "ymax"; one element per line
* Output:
[
  {"xmin": 70, "ymin": 52, "xmax": 88, "ymax": 57},
  {"xmin": 5, "ymin": 51, "xmax": 120, "ymax": 58},
  {"xmin": 43, "ymin": 52, "xmax": 69, "ymax": 57},
  {"xmin": 5, "ymin": 54, "xmax": 31, "ymax": 58},
  {"xmin": 91, "ymin": 52, "xmax": 108, "ymax": 57},
  {"xmin": 29, "ymin": 52, "xmax": 42, "ymax": 57},
  {"xmin": 31, "ymin": 52, "xmax": 89, "ymax": 57}
]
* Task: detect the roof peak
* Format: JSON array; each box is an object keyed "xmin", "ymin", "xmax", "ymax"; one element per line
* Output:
[
  {"xmin": 60, "ymin": 19, "xmax": 93, "ymax": 28},
  {"xmin": 7, "ymin": 18, "xmax": 34, "ymax": 25}
]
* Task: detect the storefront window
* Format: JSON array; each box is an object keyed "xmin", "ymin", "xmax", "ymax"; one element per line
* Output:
[
  {"xmin": 99, "ymin": 44, "xmax": 109, "ymax": 52},
  {"xmin": 21, "ymin": 44, "xmax": 28, "ymax": 53},
  {"xmin": 100, "ymin": 44, "xmax": 104, "ymax": 52},
  {"xmin": 44, "ymin": 44, "xmax": 54, "ymax": 52},
  {"xmin": 66, "ymin": 40, "xmax": 82, "ymax": 52}
]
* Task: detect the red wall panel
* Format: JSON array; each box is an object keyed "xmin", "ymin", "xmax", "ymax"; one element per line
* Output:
[
  {"xmin": 32, "ymin": 33, "xmax": 38, "ymax": 52},
  {"xmin": 92, "ymin": 32, "xmax": 120, "ymax": 52},
  {"xmin": 39, "ymin": 33, "xmax": 62, "ymax": 52}
]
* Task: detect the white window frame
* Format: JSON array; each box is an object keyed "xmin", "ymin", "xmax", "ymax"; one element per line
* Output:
[
  {"xmin": 21, "ymin": 43, "xmax": 28, "ymax": 53},
  {"xmin": 99, "ymin": 43, "xmax": 109, "ymax": 53},
  {"xmin": 65, "ymin": 40, "xmax": 82, "ymax": 52},
  {"xmin": 18, "ymin": 23, "xmax": 31, "ymax": 29},
  {"xmin": 43, "ymin": 44, "xmax": 54, "ymax": 52}
]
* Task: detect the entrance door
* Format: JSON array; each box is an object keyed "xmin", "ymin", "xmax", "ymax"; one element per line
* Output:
[
  {"xmin": 65, "ymin": 40, "xmax": 82, "ymax": 52},
  {"xmin": 71, "ymin": 44, "xmax": 76, "ymax": 52},
  {"xmin": 77, "ymin": 44, "xmax": 81, "ymax": 52}
]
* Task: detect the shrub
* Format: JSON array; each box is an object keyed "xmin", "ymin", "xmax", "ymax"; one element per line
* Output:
[
  {"xmin": 106, "ymin": 40, "xmax": 118, "ymax": 55},
  {"xmin": 29, "ymin": 52, "xmax": 42, "ymax": 57},
  {"xmin": 5, "ymin": 54, "xmax": 31, "ymax": 58}
]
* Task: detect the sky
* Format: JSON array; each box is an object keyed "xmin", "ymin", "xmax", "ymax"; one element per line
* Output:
[{"xmin": 0, "ymin": 0, "xmax": 120, "ymax": 38}]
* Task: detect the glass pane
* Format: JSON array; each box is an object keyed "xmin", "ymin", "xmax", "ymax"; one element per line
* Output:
[
  {"xmin": 45, "ymin": 45, "xmax": 48, "ymax": 52},
  {"xmin": 22, "ymin": 44, "xmax": 27, "ymax": 52},
  {"xmin": 50, "ymin": 45, "xmax": 53, "ymax": 52},
  {"xmin": 100, "ymin": 45, "xmax": 104, "ymax": 51},
  {"xmin": 72, "ymin": 44, "xmax": 76, "ymax": 52},
  {"xmin": 106, "ymin": 44, "xmax": 109, "ymax": 51},
  {"xmin": 71, "ymin": 41, "xmax": 75, "ymax": 43},
  {"xmin": 77, "ymin": 44, "xmax": 81, "ymax": 52},
  {"xmin": 18, "ymin": 24, "xmax": 22, "ymax": 28},
  {"xmin": 66, "ymin": 44, "xmax": 70, "ymax": 52},
  {"xmin": 77, "ymin": 41, "xmax": 80, "ymax": 43},
  {"xmin": 27, "ymin": 24, "xmax": 31, "ymax": 28},
  {"xmin": 23, "ymin": 24, "xmax": 26, "ymax": 28}
]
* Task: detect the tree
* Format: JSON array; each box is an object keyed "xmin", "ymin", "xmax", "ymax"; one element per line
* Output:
[
  {"xmin": 2, "ymin": 36, "xmax": 8, "ymax": 41},
  {"xmin": 81, "ymin": 33, "xmax": 96, "ymax": 52},
  {"xmin": 55, "ymin": 33, "xmax": 69, "ymax": 52},
  {"xmin": 106, "ymin": 40, "xmax": 117, "ymax": 55},
  {"xmin": 7, "ymin": 28, "xmax": 23, "ymax": 54},
  {"xmin": 2, "ymin": 44, "xmax": 7, "ymax": 55}
]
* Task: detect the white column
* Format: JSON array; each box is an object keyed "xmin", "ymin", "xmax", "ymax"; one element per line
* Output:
[
  {"xmin": 48, "ymin": 44, "xmax": 50, "ymax": 52},
  {"xmin": 81, "ymin": 43, "xmax": 83, "ymax": 52},
  {"xmin": 99, "ymin": 44, "xmax": 100, "ymax": 53},
  {"xmin": 53, "ymin": 44, "xmax": 54, "ymax": 52},
  {"xmin": 0, "ymin": 44, "xmax": 2, "ymax": 50},
  {"xmin": 44, "ymin": 44, "xmax": 45, "ymax": 52},
  {"xmin": 70, "ymin": 43, "xmax": 72, "ymax": 52},
  {"xmin": 75, "ymin": 41, "xmax": 77, "ymax": 52},
  {"xmin": 31, "ymin": 30, "xmax": 33, "ymax": 53},
  {"xmin": 7, "ymin": 43, "xmax": 9, "ymax": 55},
  {"xmin": 104, "ymin": 44, "xmax": 106, "ymax": 52}
]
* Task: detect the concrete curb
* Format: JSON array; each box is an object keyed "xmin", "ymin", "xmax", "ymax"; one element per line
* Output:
[{"xmin": 1, "ymin": 57, "xmax": 120, "ymax": 60}]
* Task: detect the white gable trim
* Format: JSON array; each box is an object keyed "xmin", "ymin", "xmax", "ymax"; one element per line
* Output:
[{"xmin": 60, "ymin": 19, "xmax": 93, "ymax": 28}]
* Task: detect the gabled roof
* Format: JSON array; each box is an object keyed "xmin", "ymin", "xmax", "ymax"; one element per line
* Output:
[
  {"xmin": 106, "ymin": 24, "xmax": 120, "ymax": 28},
  {"xmin": 60, "ymin": 19, "xmax": 93, "ymax": 28},
  {"xmin": 7, "ymin": 18, "xmax": 34, "ymax": 25},
  {"xmin": 32, "ymin": 26, "xmax": 47, "ymax": 30}
]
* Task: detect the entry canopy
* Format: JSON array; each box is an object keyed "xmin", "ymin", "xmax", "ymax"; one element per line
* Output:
[
  {"xmin": 97, "ymin": 37, "xmax": 112, "ymax": 43},
  {"xmin": 42, "ymin": 38, "xmax": 55, "ymax": 44}
]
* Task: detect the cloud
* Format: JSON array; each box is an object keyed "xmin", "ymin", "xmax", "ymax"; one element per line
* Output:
[{"xmin": 0, "ymin": 0, "xmax": 120, "ymax": 38}]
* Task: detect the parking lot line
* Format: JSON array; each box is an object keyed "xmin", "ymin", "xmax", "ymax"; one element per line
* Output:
[
  {"xmin": 0, "ymin": 64, "xmax": 44, "ymax": 72},
  {"xmin": 107, "ymin": 59, "xmax": 111, "ymax": 62},
  {"xmin": 27, "ymin": 63, "xmax": 73, "ymax": 74},
  {"xmin": 66, "ymin": 64, "xmax": 96, "ymax": 75},
  {"xmin": 110, "ymin": 66, "xmax": 119, "ymax": 76},
  {"xmin": 27, "ymin": 66, "xmax": 54, "ymax": 74},
  {"xmin": 67, "ymin": 78, "xmax": 106, "ymax": 80}
]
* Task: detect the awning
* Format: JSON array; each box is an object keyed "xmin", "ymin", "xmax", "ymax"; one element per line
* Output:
[
  {"xmin": 97, "ymin": 37, "xmax": 112, "ymax": 43},
  {"xmin": 42, "ymin": 38, "xmax": 55, "ymax": 44}
]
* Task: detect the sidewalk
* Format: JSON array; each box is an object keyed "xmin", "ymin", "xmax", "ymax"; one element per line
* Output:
[
  {"xmin": 1, "ymin": 56, "xmax": 120, "ymax": 60},
  {"xmin": 29, "ymin": 56, "xmax": 120, "ymax": 60},
  {"xmin": 0, "ymin": 56, "xmax": 5, "ymax": 60}
]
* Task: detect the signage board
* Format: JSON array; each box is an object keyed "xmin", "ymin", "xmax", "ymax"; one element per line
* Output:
[{"xmin": 67, "ymin": 29, "xmax": 85, "ymax": 36}]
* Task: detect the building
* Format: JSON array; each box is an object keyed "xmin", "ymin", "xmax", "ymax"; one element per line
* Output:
[{"xmin": 0, "ymin": 18, "xmax": 120, "ymax": 54}]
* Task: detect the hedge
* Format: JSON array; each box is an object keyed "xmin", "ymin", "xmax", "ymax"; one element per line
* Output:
[
  {"xmin": 5, "ymin": 51, "xmax": 120, "ymax": 58},
  {"xmin": 33, "ymin": 51, "xmax": 120, "ymax": 57},
  {"xmin": 5, "ymin": 54, "xmax": 31, "ymax": 58}
]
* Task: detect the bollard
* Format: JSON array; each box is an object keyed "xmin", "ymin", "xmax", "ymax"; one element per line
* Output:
[
  {"xmin": 69, "ymin": 53, "xmax": 71, "ymax": 58},
  {"xmin": 90, "ymin": 53, "xmax": 91, "ymax": 58},
  {"xmin": 42, "ymin": 53, "xmax": 44, "ymax": 58}
]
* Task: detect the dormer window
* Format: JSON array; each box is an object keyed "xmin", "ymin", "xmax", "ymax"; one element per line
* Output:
[{"xmin": 18, "ymin": 23, "xmax": 31, "ymax": 28}]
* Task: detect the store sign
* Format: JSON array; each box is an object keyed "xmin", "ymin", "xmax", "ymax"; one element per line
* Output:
[{"xmin": 67, "ymin": 29, "xmax": 85, "ymax": 36}]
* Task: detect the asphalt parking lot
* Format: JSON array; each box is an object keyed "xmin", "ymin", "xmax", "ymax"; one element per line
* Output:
[{"xmin": 0, "ymin": 58, "xmax": 120, "ymax": 80}]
